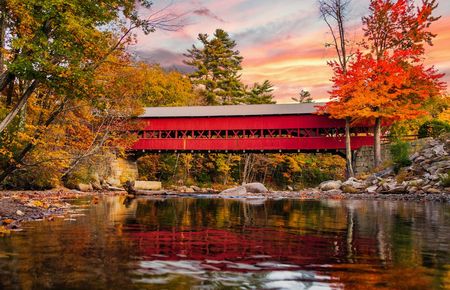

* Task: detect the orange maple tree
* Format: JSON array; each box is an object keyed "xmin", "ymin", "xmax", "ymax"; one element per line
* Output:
[
  {"xmin": 323, "ymin": 0, "xmax": 446, "ymax": 167},
  {"xmin": 326, "ymin": 49, "xmax": 445, "ymax": 122}
]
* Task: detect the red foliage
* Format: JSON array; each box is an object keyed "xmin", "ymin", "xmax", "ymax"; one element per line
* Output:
[{"xmin": 322, "ymin": 0, "xmax": 445, "ymax": 125}]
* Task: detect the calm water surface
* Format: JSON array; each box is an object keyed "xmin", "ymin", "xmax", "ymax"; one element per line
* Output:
[{"xmin": 0, "ymin": 196, "xmax": 449, "ymax": 290}]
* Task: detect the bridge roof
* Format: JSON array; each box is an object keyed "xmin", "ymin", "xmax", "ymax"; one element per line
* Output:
[{"xmin": 141, "ymin": 103, "xmax": 324, "ymax": 118}]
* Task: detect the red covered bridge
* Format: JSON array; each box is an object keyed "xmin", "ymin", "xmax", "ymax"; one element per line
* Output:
[{"xmin": 131, "ymin": 103, "xmax": 374, "ymax": 153}]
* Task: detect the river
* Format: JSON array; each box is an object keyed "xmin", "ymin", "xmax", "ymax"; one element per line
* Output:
[{"xmin": 0, "ymin": 196, "xmax": 449, "ymax": 289}]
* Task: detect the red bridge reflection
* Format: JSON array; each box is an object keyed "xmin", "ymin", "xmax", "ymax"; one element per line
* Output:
[{"xmin": 129, "ymin": 227, "xmax": 378, "ymax": 270}]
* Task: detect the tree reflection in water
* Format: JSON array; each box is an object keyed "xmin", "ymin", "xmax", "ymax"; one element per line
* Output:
[{"xmin": 0, "ymin": 197, "xmax": 448, "ymax": 290}]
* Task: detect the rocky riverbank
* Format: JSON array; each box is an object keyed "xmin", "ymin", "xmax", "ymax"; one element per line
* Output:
[
  {"xmin": 315, "ymin": 136, "xmax": 449, "ymax": 196},
  {"xmin": 216, "ymin": 136, "xmax": 449, "ymax": 202}
]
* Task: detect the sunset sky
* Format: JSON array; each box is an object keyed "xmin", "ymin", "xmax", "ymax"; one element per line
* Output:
[{"xmin": 133, "ymin": 0, "xmax": 450, "ymax": 103}]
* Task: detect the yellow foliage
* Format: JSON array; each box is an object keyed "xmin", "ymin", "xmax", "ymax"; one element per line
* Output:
[{"xmin": 438, "ymin": 108, "xmax": 450, "ymax": 123}]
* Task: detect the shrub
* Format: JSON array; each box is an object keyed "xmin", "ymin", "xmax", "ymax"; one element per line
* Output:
[
  {"xmin": 390, "ymin": 140, "xmax": 412, "ymax": 173},
  {"xmin": 440, "ymin": 171, "xmax": 450, "ymax": 188},
  {"xmin": 418, "ymin": 120, "xmax": 450, "ymax": 138},
  {"xmin": 64, "ymin": 165, "xmax": 94, "ymax": 189}
]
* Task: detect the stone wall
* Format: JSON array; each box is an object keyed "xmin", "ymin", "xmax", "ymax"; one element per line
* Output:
[
  {"xmin": 106, "ymin": 157, "xmax": 139, "ymax": 186},
  {"xmin": 354, "ymin": 138, "xmax": 432, "ymax": 174},
  {"xmin": 65, "ymin": 152, "xmax": 139, "ymax": 190}
]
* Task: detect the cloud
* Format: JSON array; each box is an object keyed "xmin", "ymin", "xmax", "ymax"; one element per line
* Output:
[
  {"xmin": 133, "ymin": 0, "xmax": 450, "ymax": 102},
  {"xmin": 193, "ymin": 7, "xmax": 225, "ymax": 23},
  {"xmin": 133, "ymin": 48, "xmax": 183, "ymax": 64},
  {"xmin": 233, "ymin": 12, "xmax": 315, "ymax": 47},
  {"xmin": 132, "ymin": 48, "xmax": 195, "ymax": 73}
]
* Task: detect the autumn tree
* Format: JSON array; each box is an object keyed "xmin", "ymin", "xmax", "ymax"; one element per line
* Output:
[
  {"xmin": 0, "ymin": 0, "xmax": 180, "ymax": 134},
  {"xmin": 137, "ymin": 64, "xmax": 202, "ymax": 107},
  {"xmin": 362, "ymin": 0, "xmax": 444, "ymax": 166},
  {"xmin": 0, "ymin": 1, "xmax": 183, "ymax": 185},
  {"xmin": 325, "ymin": 0, "xmax": 445, "ymax": 168},
  {"xmin": 0, "ymin": 52, "xmax": 148, "ymax": 187},
  {"xmin": 319, "ymin": 0, "xmax": 355, "ymax": 177}
]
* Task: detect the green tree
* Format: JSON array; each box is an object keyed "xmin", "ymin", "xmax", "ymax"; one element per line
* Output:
[
  {"xmin": 292, "ymin": 89, "xmax": 313, "ymax": 103},
  {"xmin": 183, "ymin": 29, "xmax": 245, "ymax": 105},
  {"xmin": 244, "ymin": 80, "xmax": 275, "ymax": 104}
]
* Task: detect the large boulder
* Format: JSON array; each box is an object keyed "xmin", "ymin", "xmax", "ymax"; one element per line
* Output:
[
  {"xmin": 243, "ymin": 183, "xmax": 268, "ymax": 193},
  {"xmin": 342, "ymin": 177, "xmax": 366, "ymax": 190},
  {"xmin": 319, "ymin": 180, "xmax": 342, "ymax": 191},
  {"xmin": 219, "ymin": 186, "xmax": 247, "ymax": 196},
  {"xmin": 77, "ymin": 183, "xmax": 93, "ymax": 192},
  {"xmin": 105, "ymin": 177, "xmax": 121, "ymax": 187},
  {"xmin": 190, "ymin": 185, "xmax": 201, "ymax": 192},
  {"xmin": 134, "ymin": 181, "xmax": 162, "ymax": 190},
  {"xmin": 91, "ymin": 181, "xmax": 102, "ymax": 191},
  {"xmin": 342, "ymin": 184, "xmax": 360, "ymax": 193},
  {"xmin": 366, "ymin": 185, "xmax": 379, "ymax": 194}
]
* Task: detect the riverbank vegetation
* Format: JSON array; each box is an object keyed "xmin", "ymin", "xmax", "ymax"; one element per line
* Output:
[{"xmin": 137, "ymin": 153, "xmax": 346, "ymax": 190}]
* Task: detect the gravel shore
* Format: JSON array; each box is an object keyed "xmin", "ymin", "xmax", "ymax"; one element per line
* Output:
[
  {"xmin": 257, "ymin": 190, "xmax": 450, "ymax": 202},
  {"xmin": 0, "ymin": 189, "xmax": 120, "ymax": 234}
]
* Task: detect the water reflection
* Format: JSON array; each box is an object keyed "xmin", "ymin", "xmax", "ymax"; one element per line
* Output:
[
  {"xmin": 0, "ymin": 196, "xmax": 449, "ymax": 289},
  {"xmin": 134, "ymin": 261, "xmax": 334, "ymax": 290}
]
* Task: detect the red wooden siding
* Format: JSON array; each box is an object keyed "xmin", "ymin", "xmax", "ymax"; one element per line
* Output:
[{"xmin": 131, "ymin": 114, "xmax": 374, "ymax": 152}]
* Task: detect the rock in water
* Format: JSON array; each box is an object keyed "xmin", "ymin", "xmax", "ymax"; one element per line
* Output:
[
  {"xmin": 319, "ymin": 180, "xmax": 342, "ymax": 191},
  {"xmin": 219, "ymin": 186, "xmax": 247, "ymax": 196},
  {"xmin": 243, "ymin": 183, "xmax": 268, "ymax": 193}
]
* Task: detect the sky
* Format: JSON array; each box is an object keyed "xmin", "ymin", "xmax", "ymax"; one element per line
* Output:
[{"xmin": 133, "ymin": 0, "xmax": 450, "ymax": 103}]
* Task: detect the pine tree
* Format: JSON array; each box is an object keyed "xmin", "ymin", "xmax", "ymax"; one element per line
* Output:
[
  {"xmin": 292, "ymin": 89, "xmax": 313, "ymax": 103},
  {"xmin": 244, "ymin": 80, "xmax": 275, "ymax": 104},
  {"xmin": 184, "ymin": 29, "xmax": 245, "ymax": 105}
]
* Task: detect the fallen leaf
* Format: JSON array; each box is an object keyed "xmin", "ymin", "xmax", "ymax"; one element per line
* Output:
[{"xmin": 2, "ymin": 219, "xmax": 14, "ymax": 225}]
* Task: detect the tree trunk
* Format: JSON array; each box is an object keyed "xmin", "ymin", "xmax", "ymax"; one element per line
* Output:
[
  {"xmin": 242, "ymin": 153, "xmax": 250, "ymax": 184},
  {"xmin": 173, "ymin": 153, "xmax": 180, "ymax": 179},
  {"xmin": 0, "ymin": 80, "xmax": 38, "ymax": 134},
  {"xmin": 246, "ymin": 154, "xmax": 255, "ymax": 183},
  {"xmin": 0, "ymin": 0, "xmax": 5, "ymax": 74},
  {"xmin": 374, "ymin": 117, "xmax": 382, "ymax": 168},
  {"xmin": 223, "ymin": 154, "xmax": 231, "ymax": 185},
  {"xmin": 345, "ymin": 117, "xmax": 354, "ymax": 177},
  {"xmin": 5, "ymin": 78, "xmax": 14, "ymax": 107}
]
